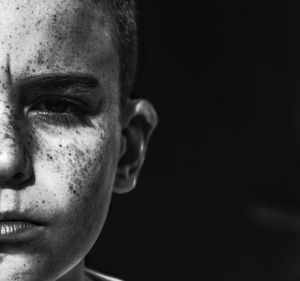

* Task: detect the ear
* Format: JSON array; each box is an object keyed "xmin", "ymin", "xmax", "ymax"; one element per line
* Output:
[{"xmin": 113, "ymin": 99, "xmax": 158, "ymax": 194}]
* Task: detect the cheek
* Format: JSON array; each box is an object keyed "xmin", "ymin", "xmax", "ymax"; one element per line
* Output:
[
  {"xmin": 25, "ymin": 124, "xmax": 120, "ymax": 267},
  {"xmin": 15, "ymin": 114, "xmax": 121, "ymax": 277},
  {"xmin": 28, "ymin": 121, "xmax": 119, "ymax": 220}
]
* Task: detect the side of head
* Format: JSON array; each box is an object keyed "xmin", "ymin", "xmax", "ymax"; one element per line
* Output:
[
  {"xmin": 97, "ymin": 0, "xmax": 158, "ymax": 193},
  {"xmin": 0, "ymin": 0, "xmax": 157, "ymax": 280},
  {"xmin": 105, "ymin": 0, "xmax": 138, "ymax": 104}
]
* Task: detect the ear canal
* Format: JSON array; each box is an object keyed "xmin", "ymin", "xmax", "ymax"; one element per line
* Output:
[{"xmin": 118, "ymin": 126, "xmax": 145, "ymax": 176}]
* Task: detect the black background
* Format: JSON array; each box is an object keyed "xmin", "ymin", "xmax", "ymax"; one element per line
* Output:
[{"xmin": 86, "ymin": 1, "xmax": 300, "ymax": 280}]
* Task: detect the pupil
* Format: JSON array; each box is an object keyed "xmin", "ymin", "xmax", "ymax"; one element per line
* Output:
[{"xmin": 45, "ymin": 100, "xmax": 68, "ymax": 113}]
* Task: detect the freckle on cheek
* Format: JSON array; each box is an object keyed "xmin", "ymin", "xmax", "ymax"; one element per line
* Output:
[
  {"xmin": 69, "ymin": 184, "xmax": 79, "ymax": 197},
  {"xmin": 46, "ymin": 153, "xmax": 53, "ymax": 161}
]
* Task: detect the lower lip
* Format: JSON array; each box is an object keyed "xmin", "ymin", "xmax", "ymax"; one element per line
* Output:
[{"xmin": 0, "ymin": 221, "xmax": 44, "ymax": 241}]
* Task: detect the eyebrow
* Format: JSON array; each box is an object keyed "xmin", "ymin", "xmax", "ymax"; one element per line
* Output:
[{"xmin": 18, "ymin": 73, "xmax": 100, "ymax": 92}]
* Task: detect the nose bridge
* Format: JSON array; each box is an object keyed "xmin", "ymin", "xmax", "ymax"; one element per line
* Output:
[
  {"xmin": 0, "ymin": 79, "xmax": 32, "ymax": 187},
  {"xmin": 0, "ymin": 50, "xmax": 20, "ymax": 137},
  {"xmin": 0, "ymin": 104, "xmax": 22, "ymax": 151},
  {"xmin": 0, "ymin": 59, "xmax": 20, "ymax": 145},
  {"xmin": 0, "ymin": 95, "xmax": 24, "ymax": 155}
]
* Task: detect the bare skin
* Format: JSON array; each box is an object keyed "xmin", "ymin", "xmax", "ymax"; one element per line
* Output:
[{"xmin": 0, "ymin": 0, "xmax": 157, "ymax": 280}]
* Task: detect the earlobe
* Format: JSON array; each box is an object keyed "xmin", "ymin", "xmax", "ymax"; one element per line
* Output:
[{"xmin": 113, "ymin": 99, "xmax": 158, "ymax": 194}]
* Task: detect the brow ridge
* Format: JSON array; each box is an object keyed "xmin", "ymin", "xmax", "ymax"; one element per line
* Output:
[{"xmin": 18, "ymin": 73, "xmax": 100, "ymax": 91}]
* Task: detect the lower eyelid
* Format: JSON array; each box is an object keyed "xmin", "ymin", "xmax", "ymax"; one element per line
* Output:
[{"xmin": 27, "ymin": 111, "xmax": 85, "ymax": 128}]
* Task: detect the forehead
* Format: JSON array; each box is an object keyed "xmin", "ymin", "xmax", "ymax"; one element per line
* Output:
[{"xmin": 0, "ymin": 0, "xmax": 117, "ymax": 79}]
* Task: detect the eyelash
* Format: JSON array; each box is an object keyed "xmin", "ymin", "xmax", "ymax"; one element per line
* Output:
[{"xmin": 29, "ymin": 96, "xmax": 88, "ymax": 127}]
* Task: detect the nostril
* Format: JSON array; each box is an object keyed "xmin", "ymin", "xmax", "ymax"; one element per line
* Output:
[
  {"xmin": 0, "ymin": 146, "xmax": 34, "ymax": 188},
  {"xmin": 6, "ymin": 171, "xmax": 35, "ymax": 189},
  {"xmin": 12, "ymin": 172, "xmax": 24, "ymax": 181}
]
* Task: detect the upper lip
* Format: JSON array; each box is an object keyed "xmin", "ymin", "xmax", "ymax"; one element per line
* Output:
[{"xmin": 0, "ymin": 211, "xmax": 45, "ymax": 225}]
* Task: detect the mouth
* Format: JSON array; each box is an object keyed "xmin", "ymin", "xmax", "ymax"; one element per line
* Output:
[{"xmin": 0, "ymin": 212, "xmax": 45, "ymax": 242}]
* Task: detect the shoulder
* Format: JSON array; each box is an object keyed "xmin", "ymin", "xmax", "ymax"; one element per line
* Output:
[{"xmin": 84, "ymin": 267, "xmax": 124, "ymax": 281}]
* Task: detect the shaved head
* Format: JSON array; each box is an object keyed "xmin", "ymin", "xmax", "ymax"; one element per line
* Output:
[{"xmin": 96, "ymin": 0, "xmax": 138, "ymax": 103}]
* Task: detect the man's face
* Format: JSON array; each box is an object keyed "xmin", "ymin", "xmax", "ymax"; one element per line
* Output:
[{"xmin": 0, "ymin": 0, "xmax": 121, "ymax": 280}]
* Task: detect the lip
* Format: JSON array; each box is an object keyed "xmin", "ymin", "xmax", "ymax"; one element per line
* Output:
[
  {"xmin": 0, "ymin": 211, "xmax": 45, "ymax": 242},
  {"xmin": 0, "ymin": 221, "xmax": 44, "ymax": 241}
]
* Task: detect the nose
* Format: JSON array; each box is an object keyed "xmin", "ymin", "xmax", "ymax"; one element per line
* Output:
[
  {"xmin": 0, "ymin": 56, "xmax": 33, "ymax": 189},
  {"xmin": 0, "ymin": 118, "xmax": 33, "ymax": 188},
  {"xmin": 0, "ymin": 144, "xmax": 32, "ymax": 187}
]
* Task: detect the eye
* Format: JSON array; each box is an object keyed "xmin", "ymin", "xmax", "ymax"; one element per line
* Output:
[
  {"xmin": 28, "ymin": 96, "xmax": 89, "ymax": 128},
  {"xmin": 32, "ymin": 98, "xmax": 80, "ymax": 114},
  {"xmin": 43, "ymin": 99, "xmax": 69, "ymax": 113}
]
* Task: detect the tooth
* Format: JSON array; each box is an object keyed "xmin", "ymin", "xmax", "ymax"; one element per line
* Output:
[
  {"xmin": 4, "ymin": 225, "xmax": 9, "ymax": 234},
  {"xmin": 6, "ymin": 225, "xmax": 12, "ymax": 234}
]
